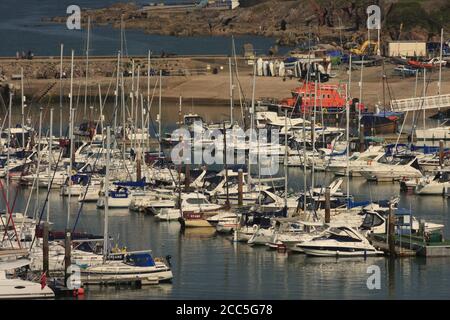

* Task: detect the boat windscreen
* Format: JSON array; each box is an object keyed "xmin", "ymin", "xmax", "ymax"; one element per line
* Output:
[{"xmin": 126, "ymin": 253, "xmax": 156, "ymax": 267}]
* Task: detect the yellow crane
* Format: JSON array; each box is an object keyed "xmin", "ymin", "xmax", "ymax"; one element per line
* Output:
[{"xmin": 350, "ymin": 40, "xmax": 379, "ymax": 55}]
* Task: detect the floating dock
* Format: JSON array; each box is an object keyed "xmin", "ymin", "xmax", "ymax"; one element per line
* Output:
[{"xmin": 369, "ymin": 233, "xmax": 450, "ymax": 257}]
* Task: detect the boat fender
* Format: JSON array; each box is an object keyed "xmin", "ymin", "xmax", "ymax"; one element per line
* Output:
[
  {"xmin": 253, "ymin": 224, "xmax": 258, "ymax": 231},
  {"xmin": 73, "ymin": 287, "xmax": 85, "ymax": 296}
]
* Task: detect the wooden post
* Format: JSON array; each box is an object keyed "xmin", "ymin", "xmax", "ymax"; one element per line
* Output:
[
  {"xmin": 439, "ymin": 140, "xmax": 444, "ymax": 168},
  {"xmin": 359, "ymin": 124, "xmax": 365, "ymax": 153},
  {"xmin": 64, "ymin": 229, "xmax": 71, "ymax": 283},
  {"xmin": 184, "ymin": 163, "xmax": 190, "ymax": 192},
  {"xmin": 388, "ymin": 203, "xmax": 396, "ymax": 257},
  {"xmin": 42, "ymin": 222, "xmax": 49, "ymax": 277},
  {"xmin": 324, "ymin": 187, "xmax": 331, "ymax": 223},
  {"xmin": 136, "ymin": 148, "xmax": 142, "ymax": 181},
  {"xmin": 238, "ymin": 169, "xmax": 243, "ymax": 206}
]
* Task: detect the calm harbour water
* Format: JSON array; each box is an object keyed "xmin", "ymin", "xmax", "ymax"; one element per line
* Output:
[
  {"xmin": 2, "ymin": 165, "xmax": 450, "ymax": 299},
  {"xmin": 0, "ymin": 0, "xmax": 286, "ymax": 57}
]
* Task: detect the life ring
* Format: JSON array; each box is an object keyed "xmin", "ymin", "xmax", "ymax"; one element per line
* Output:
[{"xmin": 367, "ymin": 160, "xmax": 373, "ymax": 165}]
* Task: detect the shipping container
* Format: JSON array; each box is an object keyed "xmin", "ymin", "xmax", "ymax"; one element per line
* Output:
[{"xmin": 388, "ymin": 41, "xmax": 427, "ymax": 57}]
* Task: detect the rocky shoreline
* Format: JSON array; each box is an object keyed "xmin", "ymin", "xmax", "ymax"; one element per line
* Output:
[
  {"xmin": 47, "ymin": 1, "xmax": 450, "ymax": 50},
  {"xmin": 46, "ymin": 1, "xmax": 350, "ymax": 49}
]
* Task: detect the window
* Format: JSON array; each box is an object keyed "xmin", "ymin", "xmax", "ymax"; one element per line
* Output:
[{"xmin": 186, "ymin": 198, "xmax": 209, "ymax": 205}]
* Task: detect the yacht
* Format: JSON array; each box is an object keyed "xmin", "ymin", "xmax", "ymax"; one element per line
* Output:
[
  {"xmin": 415, "ymin": 120, "xmax": 450, "ymax": 141},
  {"xmin": 267, "ymin": 220, "xmax": 327, "ymax": 251},
  {"xmin": 155, "ymin": 192, "xmax": 222, "ymax": 222},
  {"xmin": 296, "ymin": 226, "xmax": 383, "ymax": 257},
  {"xmin": 361, "ymin": 155, "xmax": 423, "ymax": 182},
  {"xmin": 80, "ymin": 251, "xmax": 173, "ymax": 285},
  {"xmin": 96, "ymin": 187, "xmax": 132, "ymax": 209},
  {"xmin": 414, "ymin": 170, "xmax": 450, "ymax": 195},
  {"xmin": 360, "ymin": 209, "xmax": 444, "ymax": 234},
  {"xmin": 0, "ymin": 258, "xmax": 55, "ymax": 299},
  {"xmin": 326, "ymin": 145, "xmax": 385, "ymax": 177}
]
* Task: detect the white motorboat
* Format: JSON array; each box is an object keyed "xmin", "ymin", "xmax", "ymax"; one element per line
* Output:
[
  {"xmin": 248, "ymin": 225, "xmax": 275, "ymax": 246},
  {"xmin": 155, "ymin": 192, "xmax": 222, "ymax": 222},
  {"xmin": 0, "ymin": 258, "xmax": 55, "ymax": 299},
  {"xmin": 415, "ymin": 120, "xmax": 450, "ymax": 141},
  {"xmin": 267, "ymin": 220, "xmax": 327, "ymax": 251},
  {"xmin": 327, "ymin": 146, "xmax": 385, "ymax": 177},
  {"xmin": 360, "ymin": 209, "xmax": 444, "ymax": 235},
  {"xmin": 78, "ymin": 187, "xmax": 101, "ymax": 202},
  {"xmin": 209, "ymin": 212, "xmax": 240, "ymax": 234},
  {"xmin": 296, "ymin": 226, "xmax": 383, "ymax": 257},
  {"xmin": 361, "ymin": 155, "xmax": 423, "ymax": 182},
  {"xmin": 253, "ymin": 190, "xmax": 299, "ymax": 214},
  {"xmin": 414, "ymin": 170, "xmax": 450, "ymax": 195}
]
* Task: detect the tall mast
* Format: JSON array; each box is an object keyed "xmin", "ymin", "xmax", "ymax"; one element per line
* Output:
[
  {"xmin": 84, "ymin": 16, "xmax": 91, "ymax": 119},
  {"xmin": 147, "ymin": 50, "xmax": 151, "ymax": 153},
  {"xmin": 99, "ymin": 84, "xmax": 103, "ymax": 143},
  {"xmin": 284, "ymin": 109, "xmax": 288, "ymax": 212},
  {"xmin": 228, "ymin": 57, "xmax": 233, "ymax": 125},
  {"xmin": 104, "ymin": 126, "xmax": 110, "ymax": 262},
  {"xmin": 130, "ymin": 60, "xmax": 135, "ymax": 151},
  {"xmin": 136, "ymin": 65, "xmax": 141, "ymax": 150},
  {"xmin": 346, "ymin": 54, "xmax": 352, "ymax": 203},
  {"xmin": 141, "ymin": 94, "xmax": 145, "ymax": 151},
  {"xmin": 302, "ymin": 88, "xmax": 307, "ymax": 212},
  {"xmin": 67, "ymin": 50, "xmax": 74, "ymax": 228},
  {"xmin": 158, "ymin": 70, "xmax": 162, "ymax": 155},
  {"xmin": 382, "ymin": 59, "xmax": 386, "ymax": 112},
  {"xmin": 311, "ymin": 80, "xmax": 317, "ymax": 191},
  {"xmin": 21, "ymin": 67, "xmax": 25, "ymax": 149},
  {"xmin": 6, "ymin": 93, "xmax": 13, "ymax": 205},
  {"xmin": 422, "ymin": 68, "xmax": 426, "ymax": 144},
  {"xmin": 248, "ymin": 62, "xmax": 256, "ymax": 192},
  {"xmin": 35, "ymin": 107, "xmax": 43, "ymax": 220},
  {"xmin": 438, "ymin": 28, "xmax": 443, "ymax": 125},
  {"xmin": 121, "ymin": 71, "xmax": 126, "ymax": 165},
  {"xmin": 59, "ymin": 43, "xmax": 64, "ymax": 137},
  {"xmin": 358, "ymin": 55, "xmax": 364, "ymax": 136},
  {"xmin": 114, "ymin": 51, "xmax": 120, "ymax": 134},
  {"xmin": 47, "ymin": 108, "xmax": 53, "ymax": 223}
]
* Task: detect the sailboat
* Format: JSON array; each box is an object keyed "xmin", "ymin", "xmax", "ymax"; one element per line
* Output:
[{"xmin": 80, "ymin": 127, "xmax": 173, "ymax": 284}]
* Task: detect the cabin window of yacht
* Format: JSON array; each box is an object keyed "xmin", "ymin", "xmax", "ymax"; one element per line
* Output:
[
  {"xmin": 186, "ymin": 198, "xmax": 209, "ymax": 205},
  {"xmin": 259, "ymin": 194, "xmax": 275, "ymax": 205},
  {"xmin": 361, "ymin": 214, "xmax": 384, "ymax": 229},
  {"xmin": 378, "ymin": 155, "xmax": 389, "ymax": 164}
]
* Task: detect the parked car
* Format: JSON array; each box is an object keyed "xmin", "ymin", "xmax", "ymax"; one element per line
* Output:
[{"xmin": 393, "ymin": 65, "xmax": 418, "ymax": 77}]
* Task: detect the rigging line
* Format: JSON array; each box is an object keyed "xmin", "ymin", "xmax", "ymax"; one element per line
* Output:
[
  {"xmin": 0, "ymin": 180, "xmax": 17, "ymax": 248},
  {"xmin": 71, "ymin": 142, "xmax": 103, "ymax": 233},
  {"xmin": 409, "ymin": 74, "xmax": 433, "ymax": 147},
  {"xmin": 3, "ymin": 94, "xmax": 53, "ymax": 240},
  {"xmin": 28, "ymin": 131, "xmax": 67, "ymax": 250},
  {"xmin": 72, "ymin": 78, "xmax": 114, "ymax": 232},
  {"xmin": 10, "ymin": 95, "xmax": 53, "ymax": 204}
]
